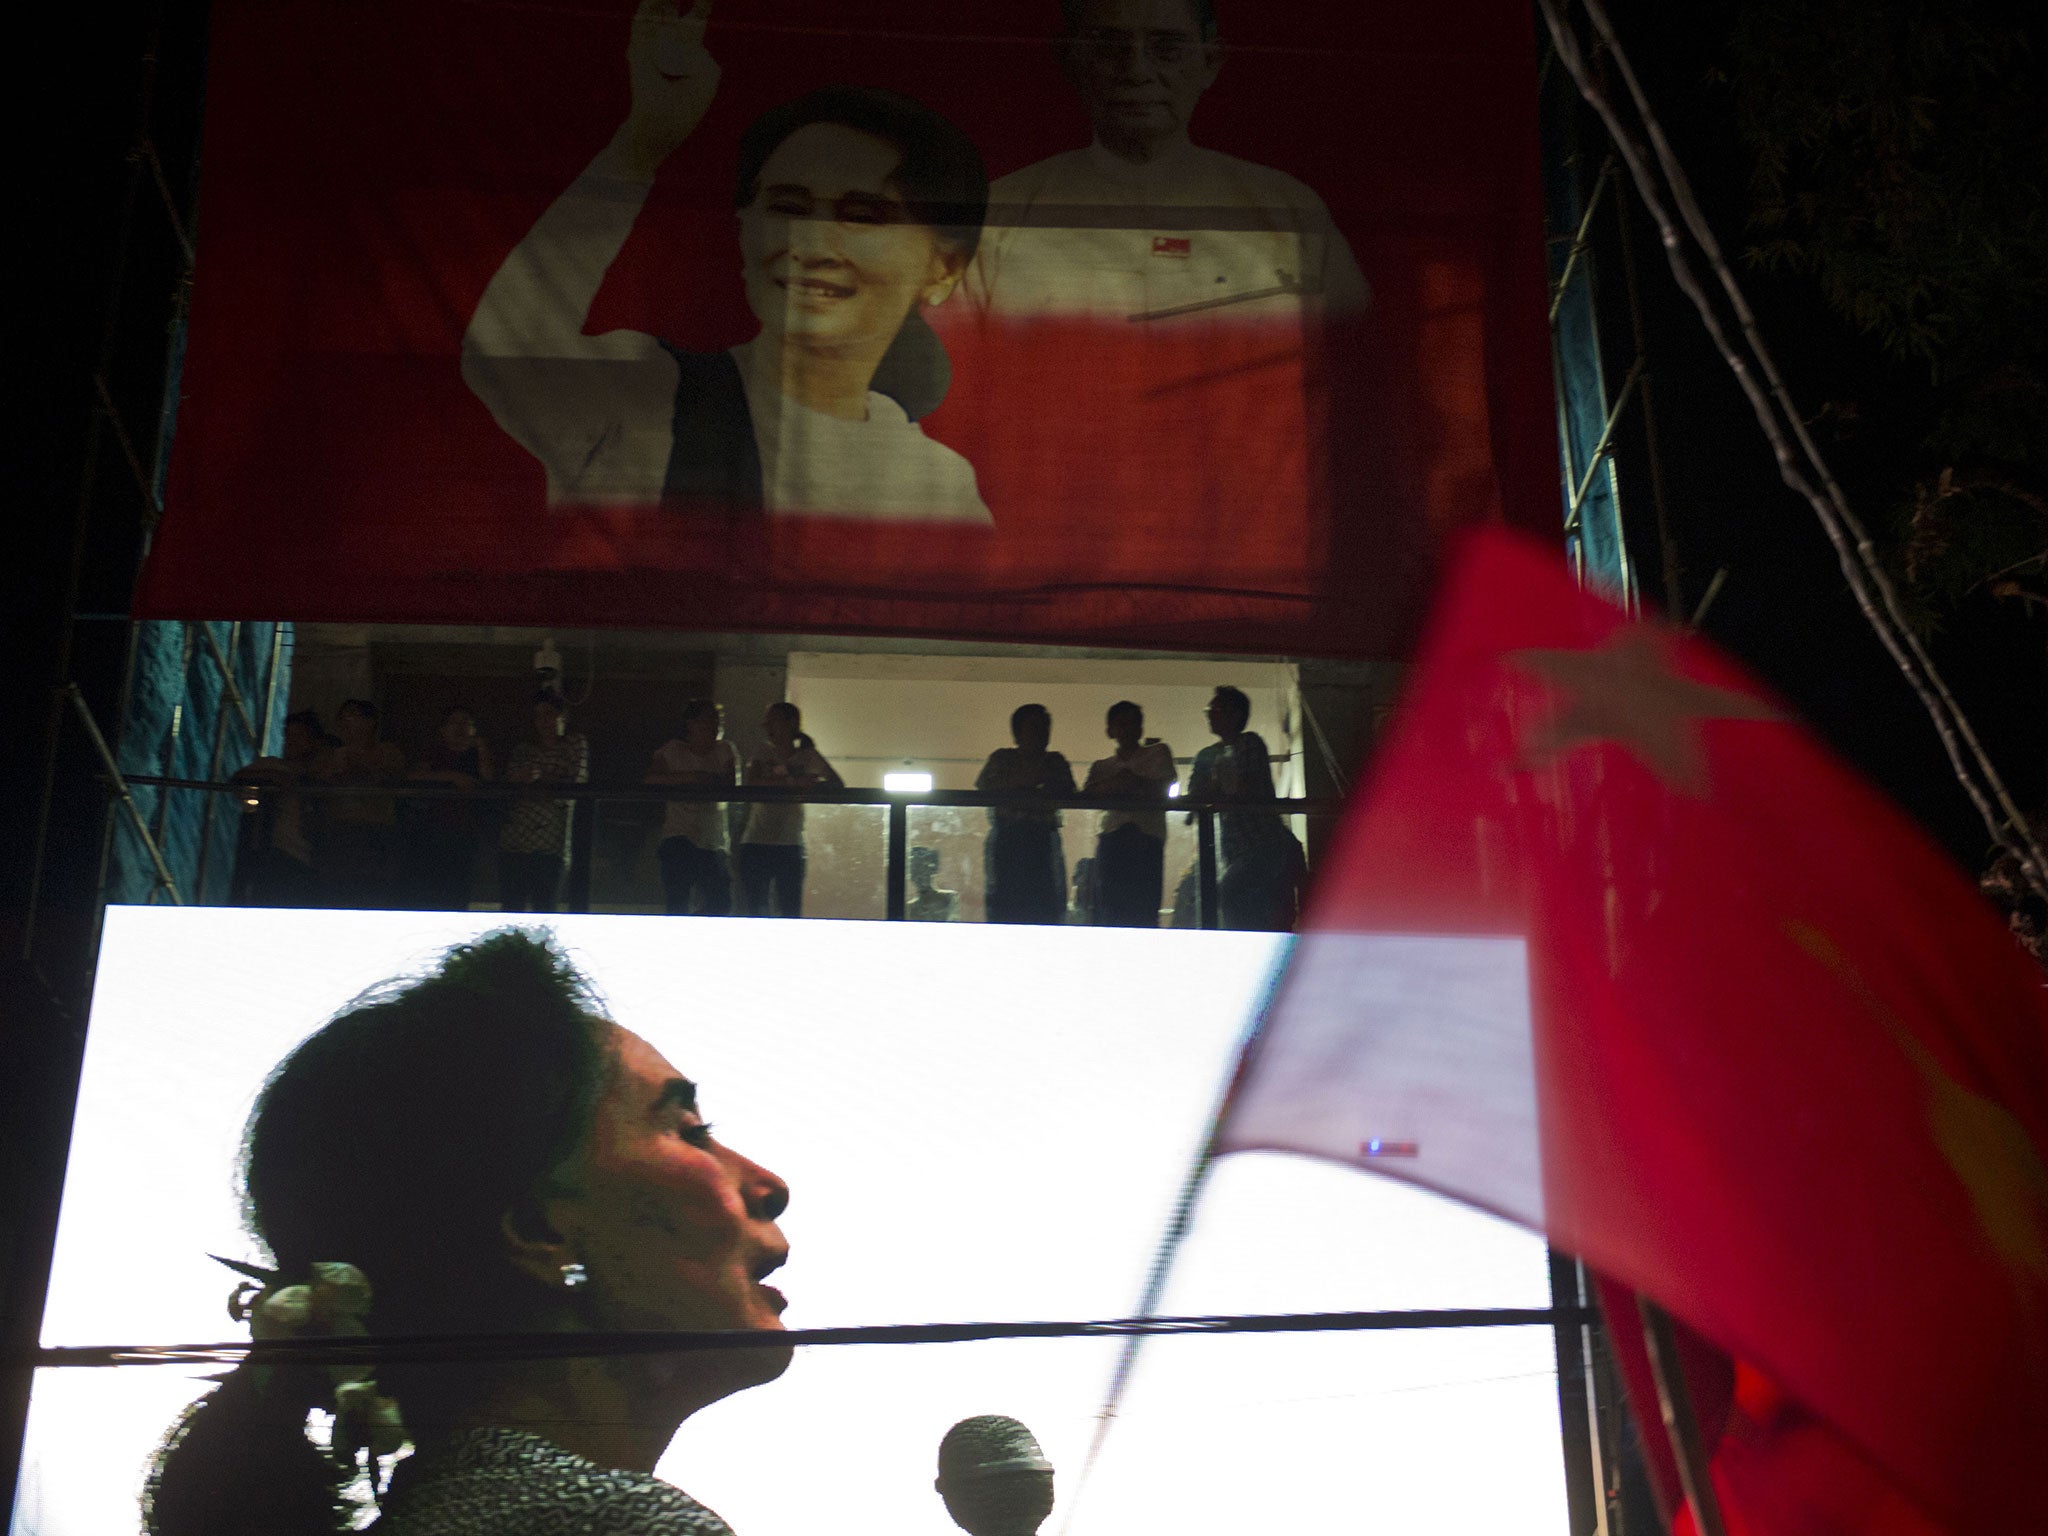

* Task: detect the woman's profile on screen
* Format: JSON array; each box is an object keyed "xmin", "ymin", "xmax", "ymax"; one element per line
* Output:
[
  {"xmin": 462, "ymin": 0, "xmax": 993, "ymax": 524},
  {"xmin": 144, "ymin": 929, "xmax": 790, "ymax": 1536}
]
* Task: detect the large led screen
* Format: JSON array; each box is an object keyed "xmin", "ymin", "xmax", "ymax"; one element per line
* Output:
[
  {"xmin": 133, "ymin": 0, "xmax": 1554, "ymax": 655},
  {"xmin": 16, "ymin": 908, "xmax": 1568, "ymax": 1535}
]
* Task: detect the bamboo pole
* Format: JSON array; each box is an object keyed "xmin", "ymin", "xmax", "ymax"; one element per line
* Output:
[{"xmin": 1636, "ymin": 1297, "xmax": 1729, "ymax": 1536}]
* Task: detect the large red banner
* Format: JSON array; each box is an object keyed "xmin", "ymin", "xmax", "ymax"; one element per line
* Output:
[{"xmin": 138, "ymin": 0, "xmax": 1555, "ymax": 654}]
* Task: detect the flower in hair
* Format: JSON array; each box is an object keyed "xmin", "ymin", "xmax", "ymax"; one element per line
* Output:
[
  {"xmin": 333, "ymin": 1377, "xmax": 410, "ymax": 1460},
  {"xmin": 216, "ymin": 1256, "xmax": 411, "ymax": 1464},
  {"xmin": 243, "ymin": 1260, "xmax": 376, "ymax": 1349}
]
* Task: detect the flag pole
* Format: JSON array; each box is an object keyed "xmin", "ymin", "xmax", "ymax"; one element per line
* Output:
[
  {"xmin": 1635, "ymin": 1297, "xmax": 1730, "ymax": 1536},
  {"xmin": 1055, "ymin": 946, "xmax": 1296, "ymax": 1534},
  {"xmin": 1054, "ymin": 1142, "xmax": 1218, "ymax": 1536}
]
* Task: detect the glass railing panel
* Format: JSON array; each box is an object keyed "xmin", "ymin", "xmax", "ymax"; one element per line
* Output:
[
  {"xmin": 790, "ymin": 803, "xmax": 888, "ymax": 922},
  {"xmin": 130, "ymin": 777, "xmax": 1345, "ymax": 928},
  {"xmin": 588, "ymin": 796, "xmax": 671, "ymax": 913},
  {"xmin": 903, "ymin": 803, "xmax": 988, "ymax": 923}
]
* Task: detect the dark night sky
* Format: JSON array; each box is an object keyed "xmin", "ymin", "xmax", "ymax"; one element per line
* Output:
[{"xmin": 1586, "ymin": 3, "xmax": 2045, "ymax": 872}]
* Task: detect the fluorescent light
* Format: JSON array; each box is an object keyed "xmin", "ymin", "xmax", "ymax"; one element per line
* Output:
[
  {"xmin": 1167, "ymin": 782, "xmax": 1181, "ymax": 798},
  {"xmin": 882, "ymin": 771, "xmax": 934, "ymax": 794}
]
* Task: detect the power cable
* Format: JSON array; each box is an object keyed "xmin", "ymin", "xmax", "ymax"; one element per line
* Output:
[{"xmin": 27, "ymin": 1306, "xmax": 1591, "ymax": 1372}]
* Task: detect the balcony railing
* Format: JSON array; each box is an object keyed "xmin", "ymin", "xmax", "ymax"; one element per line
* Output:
[{"xmin": 115, "ymin": 775, "xmax": 1345, "ymax": 928}]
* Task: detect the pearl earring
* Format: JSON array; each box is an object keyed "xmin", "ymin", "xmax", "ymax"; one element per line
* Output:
[{"xmin": 561, "ymin": 1262, "xmax": 588, "ymax": 1289}]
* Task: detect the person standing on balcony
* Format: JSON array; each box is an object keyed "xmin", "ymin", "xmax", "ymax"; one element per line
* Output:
[
  {"xmin": 1186, "ymin": 684, "xmax": 1302, "ymax": 929},
  {"xmin": 649, "ymin": 699, "xmax": 738, "ymax": 916},
  {"xmin": 976, "ymin": 703, "xmax": 1076, "ymax": 924},
  {"xmin": 737, "ymin": 702, "xmax": 842, "ymax": 918},
  {"xmin": 311, "ymin": 699, "xmax": 408, "ymax": 909},
  {"xmin": 498, "ymin": 690, "xmax": 589, "ymax": 913},
  {"xmin": 1083, "ymin": 700, "xmax": 1176, "ymax": 926},
  {"xmin": 232, "ymin": 708, "xmax": 331, "ymax": 908},
  {"xmin": 405, "ymin": 706, "xmax": 496, "ymax": 910}
]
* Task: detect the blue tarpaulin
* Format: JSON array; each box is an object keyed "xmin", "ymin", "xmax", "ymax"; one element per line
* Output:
[
  {"xmin": 1541, "ymin": 60, "xmax": 1634, "ymax": 600},
  {"xmin": 109, "ymin": 619, "xmax": 289, "ymax": 905}
]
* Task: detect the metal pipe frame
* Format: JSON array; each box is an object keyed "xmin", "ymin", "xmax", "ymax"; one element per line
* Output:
[
  {"xmin": 65, "ymin": 685, "xmax": 181, "ymax": 906},
  {"xmin": 113, "ymin": 775, "xmax": 1334, "ymax": 930}
]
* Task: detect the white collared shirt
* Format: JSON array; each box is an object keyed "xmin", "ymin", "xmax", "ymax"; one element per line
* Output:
[
  {"xmin": 1085, "ymin": 739, "xmax": 1179, "ymax": 840},
  {"xmin": 963, "ymin": 139, "xmax": 1368, "ymax": 325},
  {"xmin": 652, "ymin": 738, "xmax": 736, "ymax": 849}
]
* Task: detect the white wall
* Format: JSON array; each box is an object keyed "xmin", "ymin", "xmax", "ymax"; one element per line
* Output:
[
  {"xmin": 786, "ymin": 653, "xmax": 1301, "ymax": 792},
  {"xmin": 784, "ymin": 655, "xmax": 1301, "ymax": 922}
]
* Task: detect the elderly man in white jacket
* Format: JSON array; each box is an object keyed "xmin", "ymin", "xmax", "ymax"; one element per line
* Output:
[{"xmin": 962, "ymin": 0, "xmax": 1368, "ymax": 326}]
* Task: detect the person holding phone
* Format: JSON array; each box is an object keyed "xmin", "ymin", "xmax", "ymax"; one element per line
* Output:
[{"xmin": 737, "ymin": 701, "xmax": 842, "ymax": 918}]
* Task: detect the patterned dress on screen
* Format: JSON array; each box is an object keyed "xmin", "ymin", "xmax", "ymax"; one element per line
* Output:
[{"xmin": 373, "ymin": 1427, "xmax": 734, "ymax": 1536}]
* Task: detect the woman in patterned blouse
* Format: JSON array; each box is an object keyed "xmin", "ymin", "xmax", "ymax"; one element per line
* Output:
[{"xmin": 146, "ymin": 930, "xmax": 791, "ymax": 1536}]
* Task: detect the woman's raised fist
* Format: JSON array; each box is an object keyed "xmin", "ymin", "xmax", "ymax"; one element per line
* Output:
[{"xmin": 615, "ymin": 0, "xmax": 720, "ymax": 179}]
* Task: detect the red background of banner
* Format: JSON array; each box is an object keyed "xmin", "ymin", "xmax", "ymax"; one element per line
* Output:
[{"xmin": 139, "ymin": 0, "xmax": 1555, "ymax": 654}]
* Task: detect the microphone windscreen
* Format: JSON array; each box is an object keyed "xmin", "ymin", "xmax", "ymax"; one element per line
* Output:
[{"xmin": 936, "ymin": 1416, "xmax": 1055, "ymax": 1536}]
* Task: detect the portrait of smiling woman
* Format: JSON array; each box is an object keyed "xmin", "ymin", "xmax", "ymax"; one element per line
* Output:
[
  {"xmin": 463, "ymin": 0, "xmax": 993, "ymax": 522},
  {"xmin": 144, "ymin": 930, "xmax": 791, "ymax": 1536}
]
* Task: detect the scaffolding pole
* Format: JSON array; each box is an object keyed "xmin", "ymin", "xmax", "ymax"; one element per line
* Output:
[{"xmin": 65, "ymin": 684, "xmax": 181, "ymax": 907}]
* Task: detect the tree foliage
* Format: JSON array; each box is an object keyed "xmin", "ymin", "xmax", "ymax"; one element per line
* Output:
[{"xmin": 1729, "ymin": 0, "xmax": 2047, "ymax": 619}]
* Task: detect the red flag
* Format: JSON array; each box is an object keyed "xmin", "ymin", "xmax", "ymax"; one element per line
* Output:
[
  {"xmin": 1218, "ymin": 529, "xmax": 2048, "ymax": 1531},
  {"xmin": 1594, "ymin": 1276, "xmax": 1945, "ymax": 1536}
]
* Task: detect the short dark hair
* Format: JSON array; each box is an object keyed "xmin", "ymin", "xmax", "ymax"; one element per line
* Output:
[
  {"xmin": 147, "ymin": 931, "xmax": 613, "ymax": 1536},
  {"xmin": 1011, "ymin": 702, "xmax": 1052, "ymax": 738},
  {"xmin": 243, "ymin": 932, "xmax": 609, "ymax": 1325},
  {"xmin": 283, "ymin": 708, "xmax": 324, "ymax": 734},
  {"xmin": 1106, "ymin": 700, "xmax": 1143, "ymax": 730},
  {"xmin": 766, "ymin": 700, "xmax": 814, "ymax": 751},
  {"xmin": 1059, "ymin": 0, "xmax": 1218, "ymax": 42},
  {"xmin": 533, "ymin": 687, "xmax": 565, "ymax": 708},
  {"xmin": 1211, "ymin": 685, "xmax": 1251, "ymax": 727},
  {"xmin": 735, "ymin": 86, "xmax": 990, "ymax": 260},
  {"xmin": 680, "ymin": 697, "xmax": 722, "ymax": 728},
  {"xmin": 337, "ymin": 698, "xmax": 378, "ymax": 722}
]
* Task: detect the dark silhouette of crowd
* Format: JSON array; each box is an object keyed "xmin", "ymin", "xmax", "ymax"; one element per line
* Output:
[
  {"xmin": 233, "ymin": 691, "xmax": 586, "ymax": 914},
  {"xmin": 232, "ymin": 686, "xmax": 1304, "ymax": 928},
  {"xmin": 973, "ymin": 690, "xmax": 1304, "ymax": 931}
]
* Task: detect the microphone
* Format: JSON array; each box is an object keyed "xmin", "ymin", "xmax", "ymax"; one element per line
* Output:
[{"xmin": 935, "ymin": 1415, "xmax": 1056, "ymax": 1536}]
